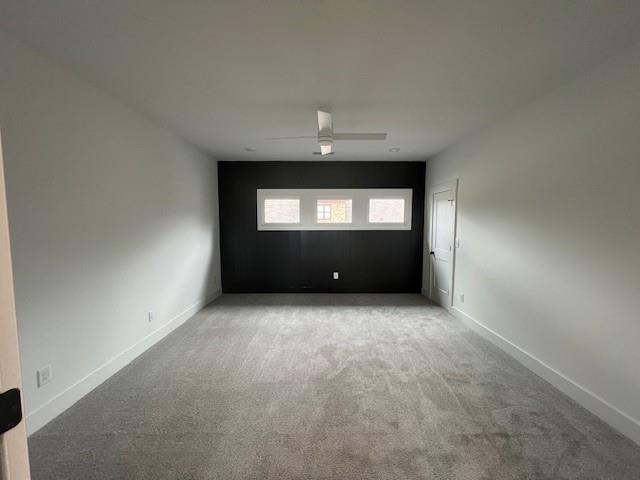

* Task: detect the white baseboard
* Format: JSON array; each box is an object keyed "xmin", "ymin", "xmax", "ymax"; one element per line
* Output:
[
  {"xmin": 26, "ymin": 289, "xmax": 222, "ymax": 435},
  {"xmin": 451, "ymin": 306, "xmax": 640, "ymax": 446}
]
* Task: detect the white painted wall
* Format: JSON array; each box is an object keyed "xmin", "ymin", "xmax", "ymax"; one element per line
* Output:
[
  {"xmin": 0, "ymin": 32, "xmax": 221, "ymax": 434},
  {"xmin": 424, "ymin": 42, "xmax": 640, "ymax": 443}
]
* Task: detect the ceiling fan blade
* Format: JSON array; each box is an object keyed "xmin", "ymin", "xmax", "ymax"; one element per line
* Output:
[
  {"xmin": 320, "ymin": 144, "xmax": 333, "ymax": 156},
  {"xmin": 317, "ymin": 109, "xmax": 333, "ymax": 134},
  {"xmin": 333, "ymin": 133, "xmax": 387, "ymax": 141},
  {"xmin": 264, "ymin": 135, "xmax": 316, "ymax": 140}
]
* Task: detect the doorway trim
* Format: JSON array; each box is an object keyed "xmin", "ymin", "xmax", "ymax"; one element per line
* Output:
[
  {"xmin": 0, "ymin": 130, "xmax": 31, "ymax": 479},
  {"xmin": 426, "ymin": 179, "xmax": 458, "ymax": 310}
]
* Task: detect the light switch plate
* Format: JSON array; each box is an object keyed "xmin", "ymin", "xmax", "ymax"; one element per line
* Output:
[{"xmin": 37, "ymin": 365, "xmax": 52, "ymax": 388}]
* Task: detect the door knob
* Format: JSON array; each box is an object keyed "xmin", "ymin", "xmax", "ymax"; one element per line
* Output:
[{"xmin": 0, "ymin": 388, "xmax": 22, "ymax": 435}]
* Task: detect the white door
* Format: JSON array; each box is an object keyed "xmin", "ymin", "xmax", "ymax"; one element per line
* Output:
[
  {"xmin": 429, "ymin": 185, "xmax": 456, "ymax": 308},
  {"xmin": 0, "ymin": 132, "xmax": 31, "ymax": 479}
]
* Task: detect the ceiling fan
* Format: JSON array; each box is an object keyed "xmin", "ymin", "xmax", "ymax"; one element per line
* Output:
[{"xmin": 265, "ymin": 109, "xmax": 387, "ymax": 156}]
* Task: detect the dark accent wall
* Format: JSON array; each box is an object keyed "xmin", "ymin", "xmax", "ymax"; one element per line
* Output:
[{"xmin": 218, "ymin": 161, "xmax": 425, "ymax": 293}]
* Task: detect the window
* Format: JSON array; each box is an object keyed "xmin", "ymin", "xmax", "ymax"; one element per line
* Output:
[
  {"xmin": 263, "ymin": 198, "xmax": 300, "ymax": 224},
  {"xmin": 368, "ymin": 198, "xmax": 405, "ymax": 224},
  {"xmin": 317, "ymin": 204, "xmax": 331, "ymax": 220},
  {"xmin": 257, "ymin": 189, "xmax": 411, "ymax": 230},
  {"xmin": 316, "ymin": 199, "xmax": 352, "ymax": 224}
]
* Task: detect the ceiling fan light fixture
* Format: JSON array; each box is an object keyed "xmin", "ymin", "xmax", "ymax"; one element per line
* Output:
[{"xmin": 389, "ymin": 147, "xmax": 400, "ymax": 153}]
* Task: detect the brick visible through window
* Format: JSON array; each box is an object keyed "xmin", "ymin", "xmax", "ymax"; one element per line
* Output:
[
  {"xmin": 317, "ymin": 199, "xmax": 352, "ymax": 223},
  {"xmin": 368, "ymin": 198, "xmax": 404, "ymax": 223},
  {"xmin": 264, "ymin": 198, "xmax": 300, "ymax": 223}
]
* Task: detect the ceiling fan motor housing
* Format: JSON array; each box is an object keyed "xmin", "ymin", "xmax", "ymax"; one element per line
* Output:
[{"xmin": 263, "ymin": 110, "xmax": 386, "ymax": 156}]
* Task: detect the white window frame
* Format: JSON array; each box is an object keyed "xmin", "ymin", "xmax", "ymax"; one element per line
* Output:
[
  {"xmin": 314, "ymin": 195, "xmax": 354, "ymax": 225},
  {"xmin": 367, "ymin": 196, "xmax": 408, "ymax": 225},
  {"xmin": 258, "ymin": 195, "xmax": 301, "ymax": 227},
  {"xmin": 257, "ymin": 189, "xmax": 412, "ymax": 231}
]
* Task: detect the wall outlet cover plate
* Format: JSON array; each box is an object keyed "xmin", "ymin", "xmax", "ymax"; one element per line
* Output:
[{"xmin": 37, "ymin": 365, "xmax": 52, "ymax": 388}]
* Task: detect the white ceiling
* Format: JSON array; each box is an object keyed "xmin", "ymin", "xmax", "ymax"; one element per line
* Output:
[{"xmin": 2, "ymin": 0, "xmax": 640, "ymax": 161}]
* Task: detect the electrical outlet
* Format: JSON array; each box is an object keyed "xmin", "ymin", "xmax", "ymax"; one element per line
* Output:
[
  {"xmin": 333, "ymin": 271, "xmax": 339, "ymax": 280},
  {"xmin": 37, "ymin": 365, "xmax": 52, "ymax": 388},
  {"xmin": 147, "ymin": 311, "xmax": 154, "ymax": 323},
  {"xmin": 459, "ymin": 293, "xmax": 465, "ymax": 303}
]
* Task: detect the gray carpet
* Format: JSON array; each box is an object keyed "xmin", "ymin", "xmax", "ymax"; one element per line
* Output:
[{"xmin": 29, "ymin": 294, "xmax": 640, "ymax": 479}]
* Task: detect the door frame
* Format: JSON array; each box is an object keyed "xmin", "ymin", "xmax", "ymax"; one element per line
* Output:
[
  {"xmin": 426, "ymin": 179, "xmax": 458, "ymax": 310},
  {"xmin": 0, "ymin": 129, "xmax": 31, "ymax": 479}
]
